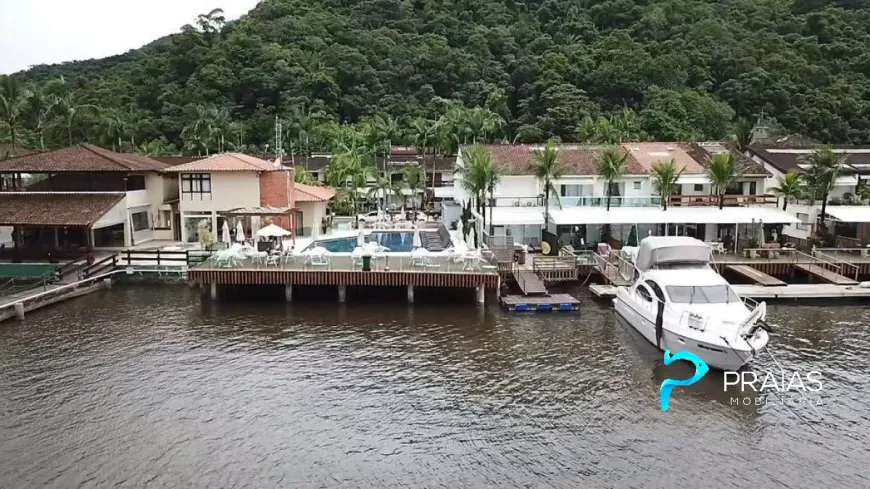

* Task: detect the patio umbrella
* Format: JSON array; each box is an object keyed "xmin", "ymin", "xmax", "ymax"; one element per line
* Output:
[
  {"xmin": 758, "ymin": 219, "xmax": 765, "ymax": 246},
  {"xmin": 357, "ymin": 227, "xmax": 366, "ymax": 248},
  {"xmin": 456, "ymin": 220, "xmax": 464, "ymax": 245},
  {"xmin": 412, "ymin": 228, "xmax": 422, "ymax": 248},
  {"xmin": 235, "ymin": 221, "xmax": 246, "ymax": 242},
  {"xmin": 468, "ymin": 226, "xmax": 477, "ymax": 250},
  {"xmin": 256, "ymin": 223, "xmax": 291, "ymax": 238},
  {"xmin": 222, "ymin": 221, "xmax": 231, "ymax": 244}
]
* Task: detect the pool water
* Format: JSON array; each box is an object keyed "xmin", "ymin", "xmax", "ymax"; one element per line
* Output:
[{"xmin": 315, "ymin": 231, "xmax": 415, "ymax": 253}]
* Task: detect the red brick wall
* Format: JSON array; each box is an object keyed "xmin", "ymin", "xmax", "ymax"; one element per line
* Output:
[{"xmin": 259, "ymin": 170, "xmax": 294, "ymax": 230}]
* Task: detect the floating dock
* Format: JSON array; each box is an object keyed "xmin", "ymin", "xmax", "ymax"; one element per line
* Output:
[
  {"xmin": 725, "ymin": 264, "xmax": 787, "ymax": 286},
  {"xmin": 732, "ymin": 284, "xmax": 870, "ymax": 299},
  {"xmin": 499, "ymin": 293, "xmax": 580, "ymax": 312},
  {"xmin": 590, "ymin": 284, "xmax": 620, "ymax": 298}
]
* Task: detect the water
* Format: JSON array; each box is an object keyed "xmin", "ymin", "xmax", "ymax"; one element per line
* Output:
[
  {"xmin": 315, "ymin": 231, "xmax": 415, "ymax": 253},
  {"xmin": 1, "ymin": 286, "xmax": 868, "ymax": 488}
]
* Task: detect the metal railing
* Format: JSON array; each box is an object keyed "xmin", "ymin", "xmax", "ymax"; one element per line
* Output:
[
  {"xmin": 559, "ymin": 196, "xmax": 662, "ymax": 208},
  {"xmin": 813, "ymin": 249, "xmax": 860, "ymax": 280}
]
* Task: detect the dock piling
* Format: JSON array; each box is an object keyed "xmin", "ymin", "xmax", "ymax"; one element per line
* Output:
[
  {"xmin": 476, "ymin": 284, "xmax": 485, "ymax": 304},
  {"xmin": 407, "ymin": 284, "xmax": 414, "ymax": 303},
  {"xmin": 285, "ymin": 284, "xmax": 293, "ymax": 303},
  {"xmin": 338, "ymin": 284, "xmax": 347, "ymax": 303},
  {"xmin": 210, "ymin": 282, "xmax": 218, "ymax": 301}
]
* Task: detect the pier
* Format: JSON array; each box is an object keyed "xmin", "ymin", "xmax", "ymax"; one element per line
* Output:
[{"xmin": 187, "ymin": 254, "xmax": 499, "ymax": 304}]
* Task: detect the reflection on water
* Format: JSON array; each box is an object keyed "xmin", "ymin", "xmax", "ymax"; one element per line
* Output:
[{"xmin": 0, "ymin": 286, "xmax": 867, "ymax": 488}]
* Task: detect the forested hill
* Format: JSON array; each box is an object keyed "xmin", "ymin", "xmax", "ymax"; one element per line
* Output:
[{"xmin": 8, "ymin": 0, "xmax": 870, "ymax": 155}]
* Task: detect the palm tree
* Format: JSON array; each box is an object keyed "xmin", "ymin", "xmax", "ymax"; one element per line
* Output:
[
  {"xmin": 328, "ymin": 143, "xmax": 374, "ymax": 218},
  {"xmin": 401, "ymin": 165, "xmax": 426, "ymax": 215},
  {"xmin": 371, "ymin": 114, "xmax": 402, "ymax": 166},
  {"xmin": 769, "ymin": 171, "xmax": 803, "ymax": 211},
  {"xmin": 803, "ymin": 146, "xmax": 843, "ymax": 223},
  {"xmin": 367, "ymin": 171, "xmax": 394, "ymax": 213},
  {"xmin": 55, "ymin": 92, "xmax": 99, "ymax": 146},
  {"xmin": 286, "ymin": 107, "xmax": 324, "ymax": 160},
  {"xmin": 651, "ymin": 159, "xmax": 683, "ymax": 210},
  {"xmin": 0, "ymin": 75, "xmax": 30, "ymax": 154},
  {"xmin": 456, "ymin": 145, "xmax": 494, "ymax": 233},
  {"xmin": 733, "ymin": 117, "xmax": 754, "ymax": 152},
  {"xmin": 411, "ymin": 118, "xmax": 438, "ymax": 187},
  {"xmin": 23, "ymin": 86, "xmax": 57, "ymax": 151},
  {"xmin": 706, "ymin": 152, "xmax": 743, "ymax": 209},
  {"xmin": 529, "ymin": 140, "xmax": 565, "ymax": 226},
  {"xmin": 181, "ymin": 104, "xmax": 217, "ymax": 156},
  {"xmin": 98, "ymin": 109, "xmax": 127, "ymax": 152},
  {"xmin": 595, "ymin": 146, "xmax": 629, "ymax": 211},
  {"xmin": 294, "ymin": 166, "xmax": 318, "ymax": 185}
]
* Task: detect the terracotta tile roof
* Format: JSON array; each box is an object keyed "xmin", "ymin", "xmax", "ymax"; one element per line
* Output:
[
  {"xmin": 162, "ymin": 153, "xmax": 277, "ymax": 172},
  {"xmin": 621, "ymin": 142, "xmax": 705, "ymax": 174},
  {"xmin": 469, "ymin": 144, "xmax": 647, "ymax": 176},
  {"xmin": 0, "ymin": 144, "xmax": 170, "ymax": 172},
  {"xmin": 294, "ymin": 183, "xmax": 335, "ymax": 202},
  {"xmin": 686, "ymin": 142, "xmax": 769, "ymax": 176},
  {"xmin": 748, "ymin": 145, "xmax": 870, "ymax": 175},
  {"xmin": 0, "ymin": 193, "xmax": 125, "ymax": 226}
]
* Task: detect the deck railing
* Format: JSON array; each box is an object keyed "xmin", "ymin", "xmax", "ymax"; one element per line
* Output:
[{"xmin": 813, "ymin": 249, "xmax": 860, "ymax": 280}]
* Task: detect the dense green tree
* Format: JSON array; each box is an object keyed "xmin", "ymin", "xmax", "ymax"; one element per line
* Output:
[
  {"xmin": 6, "ymin": 1, "xmax": 870, "ymax": 152},
  {"xmin": 0, "ymin": 75, "xmax": 30, "ymax": 154}
]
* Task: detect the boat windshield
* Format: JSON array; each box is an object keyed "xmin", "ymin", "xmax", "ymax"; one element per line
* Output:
[{"xmin": 665, "ymin": 285, "xmax": 740, "ymax": 304}]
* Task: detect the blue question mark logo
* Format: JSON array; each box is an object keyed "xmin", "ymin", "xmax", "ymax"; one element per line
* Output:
[{"xmin": 660, "ymin": 350, "xmax": 709, "ymax": 411}]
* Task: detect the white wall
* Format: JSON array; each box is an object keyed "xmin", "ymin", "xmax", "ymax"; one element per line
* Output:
[
  {"xmin": 179, "ymin": 172, "xmax": 261, "ymax": 213},
  {"xmin": 494, "ymin": 176, "xmax": 539, "ymax": 199}
]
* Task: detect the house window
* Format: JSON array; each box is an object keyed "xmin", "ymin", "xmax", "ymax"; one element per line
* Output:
[
  {"xmin": 181, "ymin": 173, "xmax": 211, "ymax": 200},
  {"xmin": 633, "ymin": 181, "xmax": 642, "ymax": 190},
  {"xmin": 796, "ymin": 212, "xmax": 811, "ymax": 231},
  {"xmin": 694, "ymin": 184, "xmax": 703, "ymax": 192},
  {"xmin": 126, "ymin": 175, "xmax": 146, "ymax": 191},
  {"xmin": 131, "ymin": 211, "xmax": 150, "ymax": 231},
  {"xmin": 748, "ymin": 182, "xmax": 757, "ymax": 195}
]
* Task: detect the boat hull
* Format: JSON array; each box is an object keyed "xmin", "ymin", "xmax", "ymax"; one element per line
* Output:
[{"xmin": 614, "ymin": 294, "xmax": 760, "ymax": 371}]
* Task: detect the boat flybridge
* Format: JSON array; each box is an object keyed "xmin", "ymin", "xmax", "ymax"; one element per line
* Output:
[{"xmin": 614, "ymin": 237, "xmax": 769, "ymax": 371}]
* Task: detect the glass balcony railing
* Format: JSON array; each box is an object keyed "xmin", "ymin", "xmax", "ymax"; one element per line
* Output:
[{"xmin": 558, "ymin": 196, "xmax": 662, "ymax": 208}]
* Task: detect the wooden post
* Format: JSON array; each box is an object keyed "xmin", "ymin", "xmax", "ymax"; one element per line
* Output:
[
  {"xmin": 476, "ymin": 284, "xmax": 485, "ymax": 304},
  {"xmin": 126, "ymin": 249, "xmax": 132, "ymax": 266},
  {"xmin": 285, "ymin": 284, "xmax": 293, "ymax": 303},
  {"xmin": 407, "ymin": 284, "xmax": 414, "ymax": 303},
  {"xmin": 156, "ymin": 249, "xmax": 161, "ymax": 265},
  {"xmin": 210, "ymin": 282, "xmax": 218, "ymax": 301},
  {"xmin": 338, "ymin": 284, "xmax": 346, "ymax": 303}
]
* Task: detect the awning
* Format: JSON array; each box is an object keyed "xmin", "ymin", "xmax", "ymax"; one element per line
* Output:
[
  {"xmin": 825, "ymin": 206, "xmax": 870, "ymax": 223},
  {"xmin": 219, "ymin": 206, "xmax": 296, "ymax": 216},
  {"xmin": 676, "ymin": 175, "xmax": 709, "ymax": 185},
  {"xmin": 0, "ymin": 192, "xmax": 125, "ymax": 226},
  {"xmin": 549, "ymin": 206, "xmax": 800, "ymax": 225},
  {"xmin": 488, "ymin": 207, "xmax": 545, "ymax": 226},
  {"xmin": 433, "ymin": 186, "xmax": 455, "ymax": 198}
]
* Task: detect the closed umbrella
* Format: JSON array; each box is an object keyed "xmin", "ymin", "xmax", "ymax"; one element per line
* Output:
[
  {"xmin": 357, "ymin": 227, "xmax": 366, "ymax": 248},
  {"xmin": 456, "ymin": 220, "xmax": 464, "ymax": 245},
  {"xmin": 412, "ymin": 228, "xmax": 422, "ymax": 248},
  {"xmin": 468, "ymin": 226, "xmax": 477, "ymax": 250},
  {"xmin": 222, "ymin": 221, "xmax": 231, "ymax": 244},
  {"xmin": 235, "ymin": 221, "xmax": 246, "ymax": 242}
]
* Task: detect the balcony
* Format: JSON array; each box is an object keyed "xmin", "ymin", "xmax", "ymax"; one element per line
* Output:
[{"xmin": 557, "ymin": 194, "xmax": 778, "ymax": 208}]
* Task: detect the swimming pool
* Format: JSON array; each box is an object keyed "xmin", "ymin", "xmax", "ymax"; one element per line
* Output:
[{"xmin": 314, "ymin": 231, "xmax": 416, "ymax": 253}]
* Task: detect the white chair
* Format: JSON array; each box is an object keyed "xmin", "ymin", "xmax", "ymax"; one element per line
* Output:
[{"xmin": 351, "ymin": 246, "xmax": 366, "ymax": 268}]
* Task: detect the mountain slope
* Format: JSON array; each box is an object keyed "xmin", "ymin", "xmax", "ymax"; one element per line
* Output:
[{"xmin": 10, "ymin": 0, "xmax": 870, "ymax": 151}]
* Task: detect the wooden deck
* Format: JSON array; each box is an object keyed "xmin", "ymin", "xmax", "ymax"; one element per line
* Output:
[
  {"xmin": 725, "ymin": 265, "xmax": 786, "ymax": 287},
  {"xmin": 500, "ymin": 293, "xmax": 580, "ymax": 311},
  {"xmin": 794, "ymin": 263, "xmax": 859, "ymax": 285},
  {"xmin": 732, "ymin": 284, "xmax": 870, "ymax": 299},
  {"xmin": 590, "ymin": 284, "xmax": 620, "ymax": 298}
]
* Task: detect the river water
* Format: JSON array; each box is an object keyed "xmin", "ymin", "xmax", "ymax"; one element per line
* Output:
[{"xmin": 0, "ymin": 285, "xmax": 868, "ymax": 488}]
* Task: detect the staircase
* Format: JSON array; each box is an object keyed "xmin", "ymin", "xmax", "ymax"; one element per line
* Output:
[
  {"xmin": 513, "ymin": 268, "xmax": 548, "ymax": 296},
  {"xmin": 592, "ymin": 253, "xmax": 631, "ymax": 287}
]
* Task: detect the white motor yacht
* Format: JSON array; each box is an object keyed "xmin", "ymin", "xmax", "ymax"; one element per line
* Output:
[{"xmin": 613, "ymin": 237, "xmax": 769, "ymax": 371}]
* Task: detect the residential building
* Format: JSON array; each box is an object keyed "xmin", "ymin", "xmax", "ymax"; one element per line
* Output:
[
  {"xmin": 162, "ymin": 153, "xmax": 336, "ymax": 242},
  {"xmin": 0, "ymin": 143, "xmax": 177, "ymax": 253},
  {"xmin": 453, "ymin": 142, "xmax": 788, "ymax": 248},
  {"xmin": 746, "ymin": 146, "xmax": 870, "ymax": 241}
]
